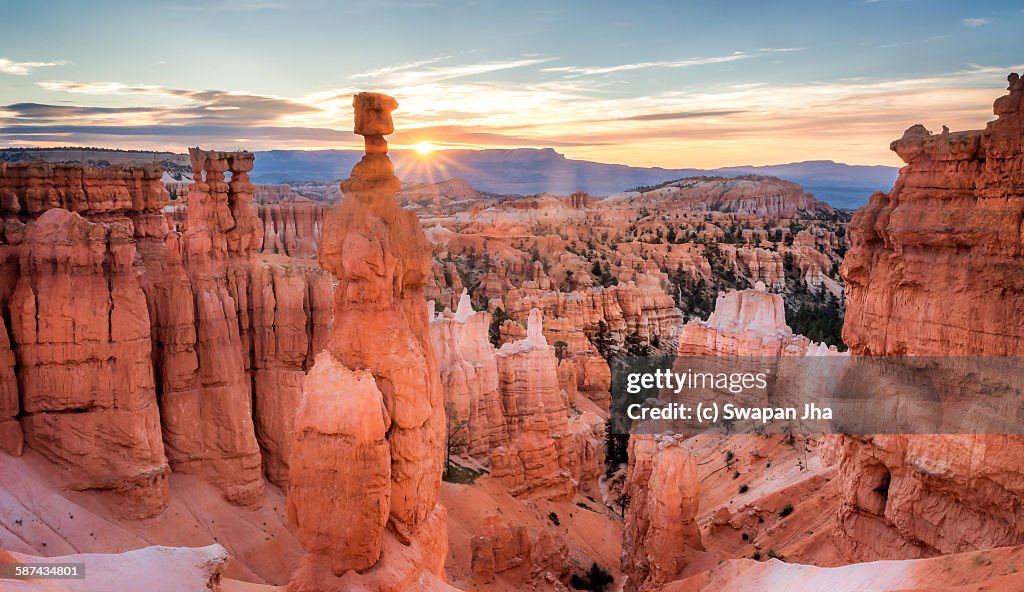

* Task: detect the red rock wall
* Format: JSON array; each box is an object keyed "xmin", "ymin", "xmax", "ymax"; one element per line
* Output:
[
  {"xmin": 503, "ymin": 281, "xmax": 681, "ymax": 345},
  {"xmin": 256, "ymin": 200, "xmax": 328, "ymax": 259},
  {"xmin": 0, "ymin": 161, "xmax": 167, "ymax": 216},
  {"xmin": 0, "ymin": 156, "xmax": 333, "ymax": 517},
  {"xmin": 0, "ymin": 314, "xmax": 20, "ymax": 456},
  {"xmin": 836, "ymin": 74, "xmax": 1024, "ymax": 559},
  {"xmin": 148, "ymin": 150, "xmax": 265, "ymax": 508},
  {"xmin": 490, "ymin": 310, "xmax": 604, "ymax": 499},
  {"xmin": 250, "ymin": 261, "xmax": 332, "ymax": 487},
  {"xmin": 8, "ymin": 209, "xmax": 170, "ymax": 518}
]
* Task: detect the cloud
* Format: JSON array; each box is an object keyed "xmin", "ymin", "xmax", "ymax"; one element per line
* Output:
[
  {"xmin": 963, "ymin": 17, "xmax": 991, "ymax": 27},
  {"xmin": 355, "ymin": 57, "xmax": 558, "ymax": 86},
  {"xmin": 37, "ymin": 81, "xmax": 172, "ymax": 95},
  {"xmin": 615, "ymin": 110, "xmax": 746, "ymax": 122},
  {"xmin": 11, "ymin": 85, "xmax": 325, "ymax": 133},
  {"xmin": 2, "ymin": 103, "xmax": 156, "ymax": 121},
  {"xmin": 6, "ymin": 61, "xmax": 1023, "ymax": 167},
  {"xmin": 0, "ymin": 58, "xmax": 67, "ymax": 76},
  {"xmin": 350, "ymin": 57, "xmax": 450, "ymax": 79},
  {"xmin": 543, "ymin": 48, "xmax": 803, "ymax": 77},
  {"xmin": 169, "ymin": 0, "xmax": 284, "ymax": 11}
]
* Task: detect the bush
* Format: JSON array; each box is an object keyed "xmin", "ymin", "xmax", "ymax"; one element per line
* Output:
[
  {"xmin": 604, "ymin": 421, "xmax": 629, "ymax": 476},
  {"xmin": 738, "ymin": 484, "xmax": 749, "ymax": 494},
  {"xmin": 779, "ymin": 504, "xmax": 794, "ymax": 518},
  {"xmin": 767, "ymin": 549, "xmax": 785, "ymax": 561},
  {"xmin": 570, "ymin": 562, "xmax": 614, "ymax": 592},
  {"xmin": 548, "ymin": 511, "xmax": 560, "ymax": 526},
  {"xmin": 554, "ymin": 340, "xmax": 569, "ymax": 361},
  {"xmin": 441, "ymin": 464, "xmax": 483, "ymax": 485},
  {"xmin": 489, "ymin": 307, "xmax": 510, "ymax": 348}
]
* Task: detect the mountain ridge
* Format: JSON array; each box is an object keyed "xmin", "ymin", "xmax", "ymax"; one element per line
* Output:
[{"xmin": 0, "ymin": 146, "xmax": 898, "ymax": 209}]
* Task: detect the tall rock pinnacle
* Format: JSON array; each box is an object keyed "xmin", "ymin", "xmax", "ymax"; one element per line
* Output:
[{"xmin": 287, "ymin": 93, "xmax": 448, "ymax": 590}]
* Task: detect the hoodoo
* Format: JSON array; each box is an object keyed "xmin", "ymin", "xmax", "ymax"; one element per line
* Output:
[{"xmin": 286, "ymin": 93, "xmax": 449, "ymax": 590}]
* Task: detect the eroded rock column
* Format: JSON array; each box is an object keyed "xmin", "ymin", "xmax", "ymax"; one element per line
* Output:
[
  {"xmin": 151, "ymin": 149, "xmax": 264, "ymax": 508},
  {"xmin": 287, "ymin": 93, "xmax": 448, "ymax": 590},
  {"xmin": 9, "ymin": 209, "xmax": 169, "ymax": 518},
  {"xmin": 621, "ymin": 435, "xmax": 703, "ymax": 592}
]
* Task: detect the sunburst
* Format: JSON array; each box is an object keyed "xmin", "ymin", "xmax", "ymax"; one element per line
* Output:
[{"xmin": 410, "ymin": 141, "xmax": 439, "ymax": 155}]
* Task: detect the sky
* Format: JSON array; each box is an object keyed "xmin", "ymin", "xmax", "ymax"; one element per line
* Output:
[{"xmin": 0, "ymin": 0, "xmax": 1021, "ymax": 168}]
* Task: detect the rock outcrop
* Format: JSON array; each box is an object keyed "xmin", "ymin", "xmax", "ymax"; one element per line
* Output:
[
  {"xmin": 257, "ymin": 199, "xmax": 328, "ymax": 259},
  {"xmin": 631, "ymin": 175, "xmax": 835, "ymax": 218},
  {"xmin": 835, "ymin": 74, "xmax": 1024, "ymax": 560},
  {"xmin": 9, "ymin": 209, "xmax": 169, "ymax": 518},
  {"xmin": 286, "ymin": 92, "xmax": 449, "ymax": 591},
  {"xmin": 469, "ymin": 515, "xmax": 532, "ymax": 583},
  {"xmin": 491, "ymin": 309, "xmax": 604, "ymax": 499},
  {"xmin": 288, "ymin": 354, "xmax": 392, "ymax": 574},
  {"xmin": 0, "ymin": 544, "xmax": 230, "ymax": 592},
  {"xmin": 677, "ymin": 282, "xmax": 815, "ymax": 357},
  {"xmin": 465, "ymin": 513, "xmax": 575, "ymax": 589},
  {"xmin": 149, "ymin": 149, "xmax": 265, "ymax": 508},
  {"xmin": 503, "ymin": 281, "xmax": 681, "ymax": 346},
  {"xmin": 621, "ymin": 435, "xmax": 703, "ymax": 592},
  {"xmin": 432, "ymin": 297, "xmax": 604, "ymax": 499},
  {"xmin": 0, "ymin": 154, "xmax": 332, "ymax": 516},
  {"xmin": 430, "ymin": 291, "xmax": 510, "ymax": 457},
  {"xmin": 0, "ymin": 314, "xmax": 21, "ymax": 456}
]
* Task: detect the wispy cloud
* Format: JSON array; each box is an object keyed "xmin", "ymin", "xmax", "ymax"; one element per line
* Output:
[
  {"xmin": 356, "ymin": 57, "xmax": 558, "ymax": 86},
  {"xmin": 615, "ymin": 110, "xmax": 745, "ymax": 122},
  {"xmin": 350, "ymin": 57, "xmax": 450, "ymax": 80},
  {"xmin": 23, "ymin": 83, "xmax": 320, "ymax": 127},
  {"xmin": 543, "ymin": 48, "xmax": 803, "ymax": 77},
  {"xmin": 38, "ymin": 81, "xmax": 172, "ymax": 95},
  {"xmin": 0, "ymin": 58, "xmax": 67, "ymax": 76},
  {"xmin": 963, "ymin": 17, "xmax": 992, "ymax": 27},
  {"xmin": 6, "ymin": 61, "xmax": 1023, "ymax": 168},
  {"xmin": 170, "ymin": 0, "xmax": 284, "ymax": 11}
]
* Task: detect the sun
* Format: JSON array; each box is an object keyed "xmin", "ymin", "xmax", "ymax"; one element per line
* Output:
[{"xmin": 410, "ymin": 141, "xmax": 439, "ymax": 155}]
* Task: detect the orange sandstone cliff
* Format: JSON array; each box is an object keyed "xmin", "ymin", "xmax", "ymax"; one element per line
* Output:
[
  {"xmin": 834, "ymin": 73, "xmax": 1024, "ymax": 561},
  {"xmin": 0, "ymin": 155, "xmax": 331, "ymax": 528}
]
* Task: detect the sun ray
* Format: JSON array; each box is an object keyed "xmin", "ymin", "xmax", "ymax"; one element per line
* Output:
[{"xmin": 410, "ymin": 141, "xmax": 439, "ymax": 154}]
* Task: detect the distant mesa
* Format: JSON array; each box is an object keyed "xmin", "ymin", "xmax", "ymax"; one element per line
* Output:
[
  {"xmin": 608, "ymin": 175, "xmax": 836, "ymax": 219},
  {"xmin": 0, "ymin": 146, "xmax": 897, "ymax": 209}
]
